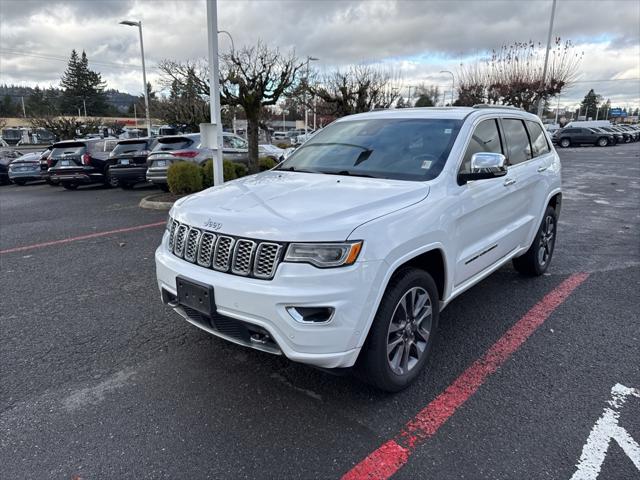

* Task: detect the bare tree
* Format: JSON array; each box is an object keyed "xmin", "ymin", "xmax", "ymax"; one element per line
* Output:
[
  {"xmin": 456, "ymin": 38, "xmax": 582, "ymax": 111},
  {"xmin": 29, "ymin": 116, "xmax": 104, "ymax": 141},
  {"xmin": 0, "ymin": 117, "xmax": 7, "ymax": 132},
  {"xmin": 220, "ymin": 42, "xmax": 305, "ymax": 172},
  {"xmin": 313, "ymin": 65, "xmax": 402, "ymax": 118}
]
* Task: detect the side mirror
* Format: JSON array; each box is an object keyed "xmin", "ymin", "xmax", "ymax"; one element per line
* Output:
[{"xmin": 458, "ymin": 152, "xmax": 507, "ymax": 184}]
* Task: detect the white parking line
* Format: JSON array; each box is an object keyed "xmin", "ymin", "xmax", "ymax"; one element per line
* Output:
[{"xmin": 570, "ymin": 383, "xmax": 640, "ymax": 480}]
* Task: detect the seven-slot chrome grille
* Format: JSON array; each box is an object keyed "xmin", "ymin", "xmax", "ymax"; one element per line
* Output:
[{"xmin": 168, "ymin": 219, "xmax": 283, "ymax": 280}]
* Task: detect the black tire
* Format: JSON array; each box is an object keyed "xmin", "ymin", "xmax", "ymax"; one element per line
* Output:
[
  {"xmin": 158, "ymin": 184, "xmax": 170, "ymax": 192},
  {"xmin": 62, "ymin": 182, "xmax": 78, "ymax": 190},
  {"xmin": 104, "ymin": 172, "xmax": 118, "ymax": 188},
  {"xmin": 357, "ymin": 268, "xmax": 439, "ymax": 392},
  {"xmin": 120, "ymin": 182, "xmax": 134, "ymax": 190},
  {"xmin": 513, "ymin": 206, "xmax": 557, "ymax": 276},
  {"xmin": 559, "ymin": 138, "xmax": 571, "ymax": 148},
  {"xmin": 596, "ymin": 137, "xmax": 609, "ymax": 147},
  {"xmin": 624, "ymin": 136, "xmax": 631, "ymax": 143}
]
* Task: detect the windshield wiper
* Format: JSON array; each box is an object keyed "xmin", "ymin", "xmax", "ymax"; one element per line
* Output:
[
  {"xmin": 274, "ymin": 165, "xmax": 320, "ymax": 174},
  {"xmin": 322, "ymin": 170, "xmax": 376, "ymax": 178},
  {"xmin": 299, "ymin": 142, "xmax": 370, "ymax": 151}
]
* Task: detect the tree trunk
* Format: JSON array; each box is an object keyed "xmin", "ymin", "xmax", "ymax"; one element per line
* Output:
[{"xmin": 247, "ymin": 115, "xmax": 260, "ymax": 174}]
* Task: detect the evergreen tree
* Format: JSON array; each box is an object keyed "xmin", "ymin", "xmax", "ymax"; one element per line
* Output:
[
  {"xmin": 60, "ymin": 49, "xmax": 108, "ymax": 116},
  {"xmin": 580, "ymin": 89, "xmax": 601, "ymax": 120},
  {"xmin": 0, "ymin": 94, "xmax": 16, "ymax": 116}
]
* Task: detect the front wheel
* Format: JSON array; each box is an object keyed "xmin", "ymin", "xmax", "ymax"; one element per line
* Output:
[
  {"xmin": 559, "ymin": 138, "xmax": 571, "ymax": 148},
  {"xmin": 513, "ymin": 206, "xmax": 557, "ymax": 276},
  {"xmin": 597, "ymin": 137, "xmax": 609, "ymax": 147},
  {"xmin": 357, "ymin": 268, "xmax": 439, "ymax": 392},
  {"xmin": 62, "ymin": 182, "xmax": 78, "ymax": 190},
  {"xmin": 120, "ymin": 182, "xmax": 134, "ymax": 190}
]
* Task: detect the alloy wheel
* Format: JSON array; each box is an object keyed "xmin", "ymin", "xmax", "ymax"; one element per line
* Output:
[
  {"xmin": 538, "ymin": 215, "xmax": 555, "ymax": 266},
  {"xmin": 386, "ymin": 287, "xmax": 433, "ymax": 375}
]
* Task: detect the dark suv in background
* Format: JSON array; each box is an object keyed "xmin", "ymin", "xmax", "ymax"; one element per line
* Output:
[
  {"xmin": 48, "ymin": 138, "xmax": 118, "ymax": 190},
  {"xmin": 107, "ymin": 137, "xmax": 157, "ymax": 189},
  {"xmin": 552, "ymin": 127, "xmax": 613, "ymax": 148}
]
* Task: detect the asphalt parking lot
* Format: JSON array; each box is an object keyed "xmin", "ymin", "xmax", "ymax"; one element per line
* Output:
[{"xmin": 1, "ymin": 144, "xmax": 639, "ymax": 479}]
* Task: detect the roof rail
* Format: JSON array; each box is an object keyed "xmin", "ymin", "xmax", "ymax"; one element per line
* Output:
[{"xmin": 472, "ymin": 104, "xmax": 524, "ymax": 111}]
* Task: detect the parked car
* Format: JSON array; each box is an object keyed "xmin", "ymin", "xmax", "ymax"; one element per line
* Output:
[
  {"xmin": 146, "ymin": 133, "xmax": 249, "ymax": 191},
  {"xmin": 552, "ymin": 127, "xmax": 613, "ymax": 147},
  {"xmin": 292, "ymin": 129, "xmax": 318, "ymax": 146},
  {"xmin": 603, "ymin": 126, "xmax": 632, "ymax": 143},
  {"xmin": 47, "ymin": 138, "xmax": 118, "ymax": 190},
  {"xmin": 108, "ymin": 137, "xmax": 158, "ymax": 189},
  {"xmin": 8, "ymin": 151, "xmax": 45, "ymax": 185},
  {"xmin": 615, "ymin": 125, "xmax": 639, "ymax": 142},
  {"xmin": 259, "ymin": 144, "xmax": 286, "ymax": 162},
  {"xmin": 156, "ymin": 106, "xmax": 562, "ymax": 391},
  {"xmin": 272, "ymin": 131, "xmax": 289, "ymax": 141},
  {"xmin": 590, "ymin": 127, "xmax": 622, "ymax": 145},
  {"xmin": 0, "ymin": 148, "xmax": 22, "ymax": 184}
]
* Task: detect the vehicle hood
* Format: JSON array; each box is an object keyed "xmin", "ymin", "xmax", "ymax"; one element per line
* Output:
[{"xmin": 173, "ymin": 170, "xmax": 429, "ymax": 241}]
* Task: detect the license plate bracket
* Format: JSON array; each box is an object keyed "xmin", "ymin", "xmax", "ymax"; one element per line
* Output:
[
  {"xmin": 119, "ymin": 159, "xmax": 130, "ymax": 165},
  {"xmin": 176, "ymin": 276, "xmax": 215, "ymax": 317}
]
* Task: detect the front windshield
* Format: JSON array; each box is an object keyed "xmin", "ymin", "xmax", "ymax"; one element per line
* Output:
[{"xmin": 276, "ymin": 118, "xmax": 463, "ymax": 181}]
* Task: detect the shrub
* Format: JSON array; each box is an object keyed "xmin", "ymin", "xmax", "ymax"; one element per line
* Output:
[
  {"xmin": 201, "ymin": 159, "xmax": 214, "ymax": 188},
  {"xmin": 223, "ymin": 160, "xmax": 237, "ymax": 181},
  {"xmin": 167, "ymin": 161, "xmax": 203, "ymax": 195},
  {"xmin": 234, "ymin": 163, "xmax": 249, "ymax": 178},
  {"xmin": 258, "ymin": 157, "xmax": 277, "ymax": 171},
  {"xmin": 276, "ymin": 142, "xmax": 289, "ymax": 149}
]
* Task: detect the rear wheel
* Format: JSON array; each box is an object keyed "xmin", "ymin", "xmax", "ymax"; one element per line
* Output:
[
  {"xmin": 357, "ymin": 268, "xmax": 439, "ymax": 392},
  {"xmin": 62, "ymin": 182, "xmax": 78, "ymax": 190},
  {"xmin": 559, "ymin": 138, "xmax": 571, "ymax": 148},
  {"xmin": 105, "ymin": 172, "xmax": 118, "ymax": 188},
  {"xmin": 597, "ymin": 137, "xmax": 609, "ymax": 147},
  {"xmin": 120, "ymin": 182, "xmax": 134, "ymax": 190},
  {"xmin": 513, "ymin": 206, "xmax": 557, "ymax": 276}
]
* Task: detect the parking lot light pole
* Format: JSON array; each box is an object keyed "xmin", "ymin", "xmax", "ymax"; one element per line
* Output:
[
  {"xmin": 120, "ymin": 20, "xmax": 152, "ymax": 137},
  {"xmin": 217, "ymin": 30, "xmax": 235, "ymax": 134},
  {"xmin": 205, "ymin": 0, "xmax": 224, "ymax": 185},
  {"xmin": 440, "ymin": 71, "xmax": 454, "ymax": 106},
  {"xmin": 537, "ymin": 0, "xmax": 557, "ymax": 117},
  {"xmin": 305, "ymin": 56, "xmax": 319, "ymax": 137}
]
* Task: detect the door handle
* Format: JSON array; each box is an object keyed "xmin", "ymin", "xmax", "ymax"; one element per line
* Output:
[
  {"xmin": 503, "ymin": 178, "xmax": 516, "ymax": 186},
  {"xmin": 537, "ymin": 165, "xmax": 548, "ymax": 172}
]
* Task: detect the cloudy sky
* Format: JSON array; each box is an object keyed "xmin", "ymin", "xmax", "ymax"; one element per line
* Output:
[{"xmin": 1, "ymin": 0, "xmax": 639, "ymax": 109}]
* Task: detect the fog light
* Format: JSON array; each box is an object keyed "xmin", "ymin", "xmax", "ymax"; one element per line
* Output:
[{"xmin": 286, "ymin": 306, "xmax": 335, "ymax": 324}]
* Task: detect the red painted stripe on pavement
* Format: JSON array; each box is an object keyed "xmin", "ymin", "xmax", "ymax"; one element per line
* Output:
[
  {"xmin": 342, "ymin": 272, "xmax": 590, "ymax": 480},
  {"xmin": 0, "ymin": 221, "xmax": 166, "ymax": 255}
]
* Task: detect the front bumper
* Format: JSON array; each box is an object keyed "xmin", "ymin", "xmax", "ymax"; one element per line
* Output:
[{"xmin": 155, "ymin": 233, "xmax": 385, "ymax": 368}]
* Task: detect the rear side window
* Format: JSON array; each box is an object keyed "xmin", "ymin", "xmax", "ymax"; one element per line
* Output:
[
  {"xmin": 502, "ymin": 119, "xmax": 532, "ymax": 165},
  {"xmin": 525, "ymin": 121, "xmax": 550, "ymax": 157},
  {"xmin": 461, "ymin": 119, "xmax": 503, "ymax": 173},
  {"xmin": 104, "ymin": 140, "xmax": 118, "ymax": 152},
  {"xmin": 89, "ymin": 141, "xmax": 105, "ymax": 152}
]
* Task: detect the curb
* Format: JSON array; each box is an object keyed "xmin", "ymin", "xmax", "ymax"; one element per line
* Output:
[{"xmin": 139, "ymin": 195, "xmax": 175, "ymax": 210}]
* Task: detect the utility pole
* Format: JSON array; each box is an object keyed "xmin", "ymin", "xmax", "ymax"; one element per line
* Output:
[
  {"xmin": 83, "ymin": 99, "xmax": 87, "ymax": 117},
  {"xmin": 554, "ymin": 95, "xmax": 560, "ymax": 124},
  {"xmin": 537, "ymin": 0, "xmax": 557, "ymax": 117},
  {"xmin": 304, "ymin": 56, "xmax": 319, "ymax": 137},
  {"xmin": 21, "ymin": 96, "xmax": 26, "ymax": 117}
]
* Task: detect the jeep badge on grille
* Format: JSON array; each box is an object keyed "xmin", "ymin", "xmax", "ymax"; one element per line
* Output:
[{"xmin": 204, "ymin": 219, "xmax": 223, "ymax": 230}]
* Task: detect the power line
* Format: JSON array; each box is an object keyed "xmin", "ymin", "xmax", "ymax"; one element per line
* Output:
[{"xmin": 0, "ymin": 49, "xmax": 142, "ymax": 71}]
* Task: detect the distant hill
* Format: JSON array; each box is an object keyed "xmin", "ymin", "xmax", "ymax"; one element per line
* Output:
[{"xmin": 0, "ymin": 84, "xmax": 138, "ymax": 115}]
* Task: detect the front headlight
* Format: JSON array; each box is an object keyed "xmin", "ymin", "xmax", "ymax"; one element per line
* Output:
[
  {"xmin": 284, "ymin": 241, "xmax": 363, "ymax": 268},
  {"xmin": 166, "ymin": 214, "xmax": 173, "ymax": 232}
]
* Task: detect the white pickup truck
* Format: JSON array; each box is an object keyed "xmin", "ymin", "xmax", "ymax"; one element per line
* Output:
[{"xmin": 155, "ymin": 106, "xmax": 561, "ymax": 391}]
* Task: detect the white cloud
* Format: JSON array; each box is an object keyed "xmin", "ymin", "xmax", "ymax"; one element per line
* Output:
[{"xmin": 0, "ymin": 0, "xmax": 638, "ymax": 107}]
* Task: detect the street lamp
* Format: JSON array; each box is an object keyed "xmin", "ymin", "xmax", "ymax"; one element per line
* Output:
[
  {"xmin": 439, "ymin": 70, "xmax": 455, "ymax": 106},
  {"xmin": 120, "ymin": 20, "xmax": 152, "ymax": 137},
  {"xmin": 537, "ymin": 0, "xmax": 557, "ymax": 117},
  {"xmin": 218, "ymin": 30, "xmax": 234, "ymax": 52},
  {"xmin": 282, "ymin": 109, "xmax": 289, "ymax": 132},
  {"xmin": 305, "ymin": 56, "xmax": 319, "ymax": 136}
]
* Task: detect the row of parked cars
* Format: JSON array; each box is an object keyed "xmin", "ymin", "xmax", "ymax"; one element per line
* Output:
[
  {"xmin": 2, "ymin": 133, "xmax": 289, "ymax": 190},
  {"xmin": 551, "ymin": 124, "xmax": 640, "ymax": 148}
]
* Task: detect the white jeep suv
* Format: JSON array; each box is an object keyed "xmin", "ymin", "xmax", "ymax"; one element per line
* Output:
[{"xmin": 155, "ymin": 106, "xmax": 561, "ymax": 391}]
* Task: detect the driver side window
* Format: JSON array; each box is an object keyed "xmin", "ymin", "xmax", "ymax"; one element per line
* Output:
[{"xmin": 460, "ymin": 119, "xmax": 503, "ymax": 174}]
